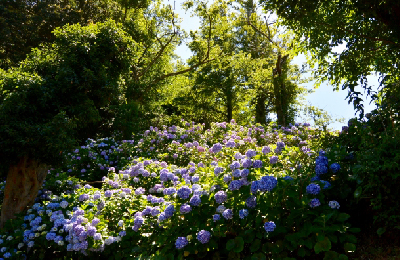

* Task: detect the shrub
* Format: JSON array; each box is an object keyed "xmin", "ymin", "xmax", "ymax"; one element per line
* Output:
[{"xmin": 0, "ymin": 120, "xmax": 358, "ymax": 259}]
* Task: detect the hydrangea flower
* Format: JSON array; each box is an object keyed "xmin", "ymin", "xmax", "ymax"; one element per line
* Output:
[
  {"xmin": 222, "ymin": 209, "xmax": 233, "ymax": 220},
  {"xmin": 230, "ymin": 161, "xmax": 240, "ymax": 170},
  {"xmin": 223, "ymin": 174, "xmax": 232, "ymax": 183},
  {"xmin": 241, "ymin": 158, "xmax": 252, "ymax": 168},
  {"xmin": 197, "ymin": 230, "xmax": 211, "ymax": 244},
  {"xmin": 180, "ymin": 204, "xmax": 191, "ymax": 214},
  {"xmin": 262, "ymin": 146, "xmax": 271, "ymax": 154},
  {"xmin": 319, "ymin": 180, "xmax": 331, "ymax": 189},
  {"xmin": 189, "ymin": 195, "xmax": 201, "ymax": 206},
  {"xmin": 315, "ymin": 164, "xmax": 328, "ymax": 175},
  {"xmin": 245, "ymin": 149, "xmax": 257, "ymax": 158},
  {"xmin": 177, "ymin": 186, "xmax": 192, "ymax": 199},
  {"xmin": 246, "ymin": 196, "xmax": 257, "ymax": 208},
  {"xmin": 264, "ymin": 221, "xmax": 276, "ymax": 232},
  {"xmin": 306, "ymin": 183, "xmax": 321, "ymax": 195},
  {"xmin": 229, "ymin": 180, "xmax": 242, "ymax": 191},
  {"xmin": 175, "ymin": 237, "xmax": 188, "ymax": 249},
  {"xmin": 258, "ymin": 176, "xmax": 277, "ymax": 192},
  {"xmin": 283, "ymin": 176, "xmax": 294, "ymax": 181},
  {"xmin": 309, "ymin": 198, "xmax": 321, "ymax": 208},
  {"xmin": 330, "ymin": 163, "xmax": 341, "ymax": 173},
  {"xmin": 270, "ymin": 156, "xmax": 278, "ymax": 164},
  {"xmin": 216, "ymin": 205, "xmax": 226, "ymax": 213},
  {"xmin": 328, "ymin": 201, "xmax": 340, "ymax": 209},
  {"xmin": 232, "ymin": 169, "xmax": 241, "ymax": 178},
  {"xmin": 213, "ymin": 214, "xmax": 221, "ymax": 222},
  {"xmin": 214, "ymin": 167, "xmax": 224, "ymax": 176},
  {"xmin": 253, "ymin": 160, "xmax": 262, "ymax": 168},
  {"xmin": 214, "ymin": 191, "xmax": 227, "ymax": 204},
  {"xmin": 211, "ymin": 143, "xmax": 223, "ymax": 153},
  {"xmin": 239, "ymin": 209, "xmax": 248, "ymax": 219}
]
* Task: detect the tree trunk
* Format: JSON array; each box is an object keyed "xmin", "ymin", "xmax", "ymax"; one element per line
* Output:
[
  {"xmin": 255, "ymin": 93, "xmax": 267, "ymax": 124},
  {"xmin": 1, "ymin": 156, "xmax": 48, "ymax": 228}
]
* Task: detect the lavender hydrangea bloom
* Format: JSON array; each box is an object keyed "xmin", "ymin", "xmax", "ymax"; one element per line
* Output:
[
  {"xmin": 306, "ymin": 183, "xmax": 321, "ymax": 195},
  {"xmin": 180, "ymin": 204, "xmax": 192, "ymax": 214},
  {"xmin": 177, "ymin": 186, "xmax": 192, "ymax": 199},
  {"xmin": 222, "ymin": 209, "xmax": 233, "ymax": 220},
  {"xmin": 309, "ymin": 198, "xmax": 321, "ymax": 208},
  {"xmin": 262, "ymin": 146, "xmax": 271, "ymax": 154},
  {"xmin": 223, "ymin": 174, "xmax": 232, "ymax": 183},
  {"xmin": 330, "ymin": 163, "xmax": 341, "ymax": 173},
  {"xmin": 197, "ymin": 230, "xmax": 211, "ymax": 244},
  {"xmin": 245, "ymin": 149, "xmax": 257, "ymax": 158},
  {"xmin": 213, "ymin": 214, "xmax": 221, "ymax": 222},
  {"xmin": 239, "ymin": 209, "xmax": 248, "ymax": 219},
  {"xmin": 264, "ymin": 221, "xmax": 276, "ymax": 232},
  {"xmin": 212, "ymin": 143, "xmax": 223, "ymax": 153},
  {"xmin": 87, "ymin": 226, "xmax": 96, "ymax": 236},
  {"xmin": 253, "ymin": 160, "xmax": 262, "ymax": 168},
  {"xmin": 276, "ymin": 142, "xmax": 285, "ymax": 149},
  {"xmin": 93, "ymin": 233, "xmax": 102, "ymax": 240},
  {"xmin": 246, "ymin": 196, "xmax": 257, "ymax": 208},
  {"xmin": 216, "ymin": 205, "xmax": 226, "ymax": 213},
  {"xmin": 241, "ymin": 158, "xmax": 252, "ymax": 168},
  {"xmin": 214, "ymin": 167, "xmax": 224, "ymax": 176},
  {"xmin": 230, "ymin": 161, "xmax": 240, "ymax": 170},
  {"xmin": 163, "ymin": 188, "xmax": 177, "ymax": 196},
  {"xmin": 192, "ymin": 175, "xmax": 200, "ymax": 183},
  {"xmin": 229, "ymin": 180, "xmax": 242, "ymax": 191},
  {"xmin": 328, "ymin": 201, "xmax": 340, "ymax": 209},
  {"xmin": 269, "ymin": 156, "xmax": 278, "ymax": 164},
  {"xmin": 104, "ymin": 190, "xmax": 112, "ymax": 197},
  {"xmin": 189, "ymin": 195, "xmax": 201, "ymax": 206},
  {"xmin": 234, "ymin": 152, "xmax": 244, "ymax": 160},
  {"xmin": 175, "ymin": 237, "xmax": 188, "ymax": 249},
  {"xmin": 232, "ymin": 169, "xmax": 241, "ymax": 178},
  {"xmin": 214, "ymin": 191, "xmax": 227, "ymax": 204},
  {"xmin": 241, "ymin": 169, "xmax": 250, "ymax": 177}
]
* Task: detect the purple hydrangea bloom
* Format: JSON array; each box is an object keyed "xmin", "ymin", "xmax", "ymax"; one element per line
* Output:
[
  {"xmin": 239, "ymin": 209, "xmax": 248, "ymax": 219},
  {"xmin": 264, "ymin": 221, "xmax": 276, "ymax": 232},
  {"xmin": 151, "ymin": 207, "xmax": 160, "ymax": 216},
  {"xmin": 241, "ymin": 158, "xmax": 252, "ymax": 168},
  {"xmin": 276, "ymin": 142, "xmax": 285, "ymax": 149},
  {"xmin": 306, "ymin": 183, "xmax": 321, "ymax": 195},
  {"xmin": 232, "ymin": 169, "xmax": 241, "ymax": 178},
  {"xmin": 93, "ymin": 233, "xmax": 102, "ymax": 240},
  {"xmin": 180, "ymin": 204, "xmax": 192, "ymax": 214},
  {"xmin": 223, "ymin": 174, "xmax": 232, "ymax": 183},
  {"xmin": 241, "ymin": 169, "xmax": 250, "ymax": 177},
  {"xmin": 197, "ymin": 230, "xmax": 211, "ymax": 244},
  {"xmin": 245, "ymin": 149, "xmax": 257, "ymax": 158},
  {"xmin": 79, "ymin": 194, "xmax": 90, "ymax": 201},
  {"xmin": 163, "ymin": 188, "xmax": 177, "ymax": 196},
  {"xmin": 189, "ymin": 195, "xmax": 201, "ymax": 206},
  {"xmin": 230, "ymin": 161, "xmax": 240, "ymax": 170},
  {"xmin": 175, "ymin": 237, "xmax": 188, "ymax": 249},
  {"xmin": 222, "ymin": 209, "xmax": 233, "ymax": 220},
  {"xmin": 309, "ymin": 198, "xmax": 321, "ymax": 208},
  {"xmin": 214, "ymin": 191, "xmax": 227, "ymax": 204},
  {"xmin": 104, "ymin": 190, "xmax": 112, "ymax": 197},
  {"xmin": 262, "ymin": 146, "xmax": 271, "ymax": 154},
  {"xmin": 214, "ymin": 167, "xmax": 224, "ymax": 176},
  {"xmin": 229, "ymin": 180, "xmax": 242, "ymax": 191},
  {"xmin": 253, "ymin": 160, "xmax": 262, "ymax": 168},
  {"xmin": 330, "ymin": 163, "xmax": 341, "ymax": 173},
  {"xmin": 212, "ymin": 143, "xmax": 223, "ymax": 153},
  {"xmin": 164, "ymin": 204, "xmax": 175, "ymax": 218},
  {"xmin": 234, "ymin": 152, "xmax": 244, "ymax": 160},
  {"xmin": 92, "ymin": 218, "xmax": 100, "ymax": 226},
  {"xmin": 177, "ymin": 186, "xmax": 192, "ymax": 199},
  {"xmin": 269, "ymin": 156, "xmax": 278, "ymax": 164},
  {"xmin": 87, "ymin": 226, "xmax": 96, "ymax": 236},
  {"xmin": 213, "ymin": 214, "xmax": 221, "ymax": 222},
  {"xmin": 246, "ymin": 196, "xmax": 257, "ymax": 208},
  {"xmin": 135, "ymin": 187, "xmax": 146, "ymax": 195}
]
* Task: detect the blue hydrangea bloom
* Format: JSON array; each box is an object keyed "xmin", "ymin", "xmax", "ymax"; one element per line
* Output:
[
  {"xmin": 330, "ymin": 163, "xmax": 341, "ymax": 173},
  {"xmin": 259, "ymin": 176, "xmax": 277, "ymax": 192},
  {"xmin": 328, "ymin": 201, "xmax": 340, "ymax": 209},
  {"xmin": 309, "ymin": 198, "xmax": 321, "ymax": 208},
  {"xmin": 177, "ymin": 186, "xmax": 192, "ymax": 199},
  {"xmin": 223, "ymin": 174, "xmax": 232, "ymax": 183},
  {"xmin": 212, "ymin": 143, "xmax": 223, "ymax": 153},
  {"xmin": 269, "ymin": 156, "xmax": 278, "ymax": 164},
  {"xmin": 315, "ymin": 164, "xmax": 328, "ymax": 175},
  {"xmin": 250, "ymin": 181, "xmax": 259, "ymax": 194},
  {"xmin": 264, "ymin": 221, "xmax": 276, "ymax": 232},
  {"xmin": 232, "ymin": 169, "xmax": 241, "ymax": 178},
  {"xmin": 189, "ymin": 195, "xmax": 201, "ymax": 206},
  {"xmin": 229, "ymin": 180, "xmax": 242, "ymax": 191},
  {"xmin": 164, "ymin": 204, "xmax": 175, "ymax": 218},
  {"xmin": 241, "ymin": 158, "xmax": 252, "ymax": 168},
  {"xmin": 245, "ymin": 149, "xmax": 257, "ymax": 158},
  {"xmin": 262, "ymin": 146, "xmax": 271, "ymax": 154},
  {"xmin": 283, "ymin": 176, "xmax": 294, "ymax": 181},
  {"xmin": 253, "ymin": 160, "xmax": 262, "ymax": 168},
  {"xmin": 192, "ymin": 175, "xmax": 200, "ymax": 183},
  {"xmin": 239, "ymin": 209, "xmax": 249, "ymax": 219},
  {"xmin": 230, "ymin": 161, "xmax": 240, "ymax": 170},
  {"xmin": 316, "ymin": 155, "xmax": 328, "ymax": 166},
  {"xmin": 222, "ymin": 209, "xmax": 233, "ymax": 220},
  {"xmin": 246, "ymin": 196, "xmax": 257, "ymax": 208},
  {"xmin": 175, "ymin": 237, "xmax": 188, "ymax": 249},
  {"xmin": 214, "ymin": 167, "xmax": 224, "ymax": 176},
  {"xmin": 241, "ymin": 169, "xmax": 250, "ymax": 177},
  {"xmin": 319, "ymin": 180, "xmax": 331, "ymax": 189},
  {"xmin": 306, "ymin": 183, "xmax": 321, "ymax": 195},
  {"xmin": 180, "ymin": 204, "xmax": 192, "ymax": 214},
  {"xmin": 311, "ymin": 175, "xmax": 320, "ymax": 182},
  {"xmin": 197, "ymin": 230, "xmax": 211, "ymax": 244},
  {"xmin": 163, "ymin": 188, "xmax": 176, "ymax": 196},
  {"xmin": 276, "ymin": 141, "xmax": 285, "ymax": 149},
  {"xmin": 213, "ymin": 214, "xmax": 221, "ymax": 222},
  {"xmin": 214, "ymin": 191, "xmax": 228, "ymax": 204}
]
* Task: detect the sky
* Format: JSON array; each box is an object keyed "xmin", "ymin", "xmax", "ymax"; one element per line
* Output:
[{"xmin": 161, "ymin": 0, "xmax": 379, "ymax": 130}]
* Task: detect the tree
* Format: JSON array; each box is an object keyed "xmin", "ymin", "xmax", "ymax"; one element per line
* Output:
[
  {"xmin": 259, "ymin": 0, "xmax": 400, "ymax": 116},
  {"xmin": 0, "ymin": 20, "xmax": 134, "ymax": 226}
]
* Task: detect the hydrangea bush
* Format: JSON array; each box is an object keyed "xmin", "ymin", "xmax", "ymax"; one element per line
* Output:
[{"xmin": 0, "ymin": 120, "xmax": 358, "ymax": 259}]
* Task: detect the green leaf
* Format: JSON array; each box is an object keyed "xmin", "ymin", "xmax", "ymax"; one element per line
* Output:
[
  {"xmin": 339, "ymin": 254, "xmax": 349, "ymax": 260},
  {"xmin": 344, "ymin": 243, "xmax": 356, "ymax": 253},
  {"xmin": 250, "ymin": 239, "xmax": 261, "ymax": 252},
  {"xmin": 251, "ymin": 252, "xmax": 266, "ymax": 260},
  {"xmin": 226, "ymin": 239, "xmax": 235, "ymax": 251},
  {"xmin": 297, "ymin": 247, "xmax": 306, "ymax": 257},
  {"xmin": 354, "ymin": 186, "xmax": 362, "ymax": 198},
  {"xmin": 244, "ymin": 230, "xmax": 255, "ymax": 243},
  {"xmin": 323, "ymin": 251, "xmax": 339, "ymax": 260},
  {"xmin": 377, "ymin": 227, "xmax": 386, "ymax": 236},
  {"xmin": 233, "ymin": 236, "xmax": 244, "ymax": 253},
  {"xmin": 314, "ymin": 237, "xmax": 331, "ymax": 254},
  {"xmin": 336, "ymin": 213, "xmax": 350, "ymax": 222}
]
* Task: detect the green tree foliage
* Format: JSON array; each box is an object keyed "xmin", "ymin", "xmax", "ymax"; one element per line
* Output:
[
  {"xmin": 0, "ymin": 0, "xmax": 133, "ymax": 70},
  {"xmin": 259, "ymin": 0, "xmax": 400, "ymax": 115}
]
